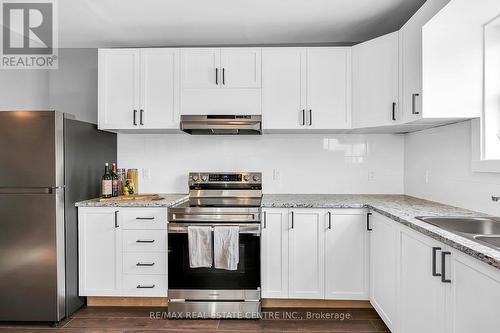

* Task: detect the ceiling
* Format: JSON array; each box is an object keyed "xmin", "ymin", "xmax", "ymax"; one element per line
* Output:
[{"xmin": 59, "ymin": 0, "xmax": 426, "ymax": 48}]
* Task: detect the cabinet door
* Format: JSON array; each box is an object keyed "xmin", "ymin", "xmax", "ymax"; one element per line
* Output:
[
  {"xmin": 399, "ymin": 228, "xmax": 446, "ymax": 333},
  {"xmin": 352, "ymin": 32, "xmax": 399, "ymax": 128},
  {"xmin": 400, "ymin": 0, "xmax": 448, "ymax": 122},
  {"xmin": 220, "ymin": 48, "xmax": 261, "ymax": 88},
  {"xmin": 98, "ymin": 49, "xmax": 140, "ymax": 129},
  {"xmin": 288, "ymin": 209, "xmax": 324, "ymax": 299},
  {"xmin": 448, "ymin": 250, "xmax": 500, "ymax": 333},
  {"xmin": 370, "ymin": 212, "xmax": 399, "ymax": 332},
  {"xmin": 261, "ymin": 208, "xmax": 289, "ymax": 298},
  {"xmin": 262, "ymin": 48, "xmax": 306, "ymax": 130},
  {"xmin": 306, "ymin": 48, "xmax": 351, "ymax": 129},
  {"xmin": 78, "ymin": 208, "xmax": 122, "ymax": 296},
  {"xmin": 325, "ymin": 211, "xmax": 369, "ymax": 300},
  {"xmin": 180, "ymin": 48, "xmax": 220, "ymax": 89},
  {"xmin": 140, "ymin": 48, "xmax": 180, "ymax": 129}
]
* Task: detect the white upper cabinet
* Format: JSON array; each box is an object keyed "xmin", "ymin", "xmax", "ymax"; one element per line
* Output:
[
  {"xmin": 352, "ymin": 32, "xmax": 399, "ymax": 128},
  {"xmin": 98, "ymin": 49, "xmax": 140, "ymax": 130},
  {"xmin": 324, "ymin": 211, "xmax": 369, "ymax": 300},
  {"xmin": 399, "ymin": 0, "xmax": 451, "ymax": 122},
  {"xmin": 180, "ymin": 48, "xmax": 220, "ymax": 89},
  {"xmin": 306, "ymin": 48, "xmax": 351, "ymax": 130},
  {"xmin": 98, "ymin": 48, "xmax": 180, "ymax": 130},
  {"xmin": 288, "ymin": 209, "xmax": 325, "ymax": 299},
  {"xmin": 262, "ymin": 48, "xmax": 306, "ymax": 130},
  {"xmin": 140, "ymin": 49, "xmax": 180, "ymax": 129},
  {"xmin": 180, "ymin": 47, "xmax": 262, "ymax": 115},
  {"xmin": 422, "ymin": 0, "xmax": 500, "ymax": 120},
  {"xmin": 261, "ymin": 208, "xmax": 289, "ymax": 298},
  {"xmin": 220, "ymin": 48, "xmax": 262, "ymax": 88},
  {"xmin": 262, "ymin": 47, "xmax": 350, "ymax": 131}
]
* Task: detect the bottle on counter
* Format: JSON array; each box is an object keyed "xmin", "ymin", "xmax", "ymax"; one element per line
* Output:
[
  {"xmin": 101, "ymin": 163, "xmax": 112, "ymax": 198},
  {"xmin": 111, "ymin": 163, "xmax": 119, "ymax": 197}
]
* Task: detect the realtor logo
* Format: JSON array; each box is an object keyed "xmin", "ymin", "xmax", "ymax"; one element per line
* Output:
[{"xmin": 1, "ymin": 0, "xmax": 58, "ymax": 69}]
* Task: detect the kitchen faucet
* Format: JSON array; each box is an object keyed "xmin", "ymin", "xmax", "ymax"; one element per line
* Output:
[{"xmin": 492, "ymin": 196, "xmax": 500, "ymax": 202}]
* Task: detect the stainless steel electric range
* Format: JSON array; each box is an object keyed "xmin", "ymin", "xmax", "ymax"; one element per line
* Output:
[{"xmin": 167, "ymin": 172, "xmax": 262, "ymax": 319}]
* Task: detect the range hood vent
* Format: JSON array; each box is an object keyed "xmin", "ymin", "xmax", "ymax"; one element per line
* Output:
[{"xmin": 180, "ymin": 115, "xmax": 262, "ymax": 135}]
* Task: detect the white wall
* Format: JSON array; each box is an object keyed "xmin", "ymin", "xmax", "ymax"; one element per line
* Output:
[
  {"xmin": 118, "ymin": 133, "xmax": 405, "ymax": 194},
  {"xmin": 0, "ymin": 48, "xmax": 98, "ymax": 124},
  {"xmin": 405, "ymin": 120, "xmax": 500, "ymax": 216},
  {"xmin": 49, "ymin": 48, "xmax": 98, "ymax": 124}
]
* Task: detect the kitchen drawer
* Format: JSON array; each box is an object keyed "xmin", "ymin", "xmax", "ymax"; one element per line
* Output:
[
  {"xmin": 122, "ymin": 274, "xmax": 167, "ymax": 296},
  {"xmin": 120, "ymin": 208, "xmax": 167, "ymax": 230},
  {"xmin": 123, "ymin": 252, "xmax": 167, "ymax": 275},
  {"xmin": 123, "ymin": 230, "xmax": 167, "ymax": 253}
]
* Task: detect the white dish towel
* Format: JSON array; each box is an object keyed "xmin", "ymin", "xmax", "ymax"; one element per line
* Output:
[
  {"xmin": 214, "ymin": 226, "xmax": 240, "ymax": 270},
  {"xmin": 188, "ymin": 226, "xmax": 213, "ymax": 268}
]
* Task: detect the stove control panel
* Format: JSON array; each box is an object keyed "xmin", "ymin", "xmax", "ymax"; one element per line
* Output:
[{"xmin": 189, "ymin": 172, "xmax": 262, "ymax": 185}]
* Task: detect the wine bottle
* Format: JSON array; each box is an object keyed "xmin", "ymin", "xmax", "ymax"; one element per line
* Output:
[
  {"xmin": 101, "ymin": 163, "xmax": 112, "ymax": 198},
  {"xmin": 111, "ymin": 163, "xmax": 119, "ymax": 197}
]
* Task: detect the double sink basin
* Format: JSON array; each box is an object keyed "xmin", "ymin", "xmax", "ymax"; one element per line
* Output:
[{"xmin": 416, "ymin": 216, "xmax": 500, "ymax": 250}]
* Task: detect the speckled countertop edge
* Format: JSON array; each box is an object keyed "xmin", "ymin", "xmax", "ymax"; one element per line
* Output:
[
  {"xmin": 75, "ymin": 193, "xmax": 189, "ymax": 208},
  {"xmin": 262, "ymin": 194, "xmax": 500, "ymax": 270}
]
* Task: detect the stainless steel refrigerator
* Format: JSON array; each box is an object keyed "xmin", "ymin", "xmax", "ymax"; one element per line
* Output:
[{"xmin": 0, "ymin": 111, "xmax": 116, "ymax": 322}]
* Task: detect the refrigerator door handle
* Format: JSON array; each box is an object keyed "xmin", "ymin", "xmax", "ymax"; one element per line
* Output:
[{"xmin": 0, "ymin": 186, "xmax": 65, "ymax": 194}]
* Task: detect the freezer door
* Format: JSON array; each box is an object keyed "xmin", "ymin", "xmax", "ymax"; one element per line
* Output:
[
  {"xmin": 0, "ymin": 111, "xmax": 64, "ymax": 187},
  {"xmin": 0, "ymin": 190, "xmax": 65, "ymax": 322}
]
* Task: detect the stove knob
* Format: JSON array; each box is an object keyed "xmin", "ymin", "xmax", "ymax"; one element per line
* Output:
[
  {"xmin": 201, "ymin": 175, "xmax": 208, "ymax": 182},
  {"xmin": 253, "ymin": 175, "xmax": 260, "ymax": 182},
  {"xmin": 243, "ymin": 175, "xmax": 250, "ymax": 182},
  {"xmin": 192, "ymin": 175, "xmax": 199, "ymax": 182}
]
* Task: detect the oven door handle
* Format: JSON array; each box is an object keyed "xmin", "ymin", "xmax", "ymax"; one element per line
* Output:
[{"xmin": 167, "ymin": 223, "xmax": 261, "ymax": 235}]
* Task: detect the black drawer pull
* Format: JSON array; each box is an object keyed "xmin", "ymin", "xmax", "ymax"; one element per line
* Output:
[
  {"xmin": 136, "ymin": 217, "xmax": 155, "ymax": 220},
  {"xmin": 136, "ymin": 239, "xmax": 155, "ymax": 243},
  {"xmin": 441, "ymin": 251, "xmax": 451, "ymax": 283},
  {"xmin": 366, "ymin": 212, "xmax": 372, "ymax": 231},
  {"xmin": 136, "ymin": 262, "xmax": 155, "ymax": 267},
  {"xmin": 137, "ymin": 284, "xmax": 155, "ymax": 289}
]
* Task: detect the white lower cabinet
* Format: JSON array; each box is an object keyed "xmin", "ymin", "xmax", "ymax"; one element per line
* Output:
[
  {"xmin": 369, "ymin": 212, "xmax": 399, "ymax": 332},
  {"xmin": 399, "ymin": 228, "xmax": 446, "ymax": 333},
  {"xmin": 370, "ymin": 211, "xmax": 500, "ymax": 333},
  {"xmin": 261, "ymin": 208, "xmax": 369, "ymax": 300},
  {"xmin": 78, "ymin": 207, "xmax": 168, "ymax": 297}
]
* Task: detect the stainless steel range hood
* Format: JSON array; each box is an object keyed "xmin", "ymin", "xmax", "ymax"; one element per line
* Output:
[{"xmin": 180, "ymin": 115, "xmax": 262, "ymax": 135}]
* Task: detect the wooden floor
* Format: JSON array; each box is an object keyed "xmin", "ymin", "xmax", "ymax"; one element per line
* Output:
[{"xmin": 0, "ymin": 307, "xmax": 390, "ymax": 332}]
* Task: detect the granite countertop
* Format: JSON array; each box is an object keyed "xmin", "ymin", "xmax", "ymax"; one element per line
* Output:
[
  {"xmin": 75, "ymin": 193, "xmax": 188, "ymax": 208},
  {"xmin": 262, "ymin": 194, "xmax": 500, "ymax": 270}
]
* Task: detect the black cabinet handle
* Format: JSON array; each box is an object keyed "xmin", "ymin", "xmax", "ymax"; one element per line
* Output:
[
  {"xmin": 222, "ymin": 68, "xmax": 225, "ymax": 85},
  {"xmin": 136, "ymin": 262, "xmax": 155, "ymax": 267},
  {"xmin": 291, "ymin": 211, "xmax": 294, "ymax": 229},
  {"xmin": 136, "ymin": 217, "xmax": 155, "ymax": 220},
  {"xmin": 367, "ymin": 212, "xmax": 372, "ymax": 231},
  {"xmin": 432, "ymin": 247, "xmax": 442, "ymax": 277},
  {"xmin": 263, "ymin": 211, "xmax": 267, "ymax": 229},
  {"xmin": 308, "ymin": 109, "xmax": 312, "ymax": 126},
  {"xmin": 412, "ymin": 93, "xmax": 420, "ymax": 115},
  {"xmin": 215, "ymin": 68, "xmax": 219, "ymax": 85},
  {"xmin": 114, "ymin": 211, "xmax": 119, "ymax": 228},
  {"xmin": 140, "ymin": 109, "xmax": 144, "ymax": 125},
  {"xmin": 301, "ymin": 109, "xmax": 305, "ymax": 126},
  {"xmin": 137, "ymin": 284, "xmax": 155, "ymax": 289},
  {"xmin": 133, "ymin": 109, "xmax": 137, "ymax": 126},
  {"xmin": 136, "ymin": 239, "xmax": 155, "ymax": 243},
  {"xmin": 392, "ymin": 102, "xmax": 396, "ymax": 121},
  {"xmin": 441, "ymin": 251, "xmax": 451, "ymax": 283},
  {"xmin": 328, "ymin": 211, "xmax": 332, "ymax": 229}
]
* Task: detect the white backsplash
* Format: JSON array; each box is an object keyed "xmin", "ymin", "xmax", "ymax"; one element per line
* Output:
[
  {"xmin": 118, "ymin": 133, "xmax": 405, "ymax": 194},
  {"xmin": 405, "ymin": 120, "xmax": 500, "ymax": 216}
]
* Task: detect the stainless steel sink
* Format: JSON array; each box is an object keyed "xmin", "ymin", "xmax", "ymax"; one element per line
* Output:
[{"xmin": 416, "ymin": 216, "xmax": 500, "ymax": 250}]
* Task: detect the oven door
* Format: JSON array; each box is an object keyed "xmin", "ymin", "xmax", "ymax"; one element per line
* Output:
[{"xmin": 167, "ymin": 223, "xmax": 260, "ymax": 292}]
